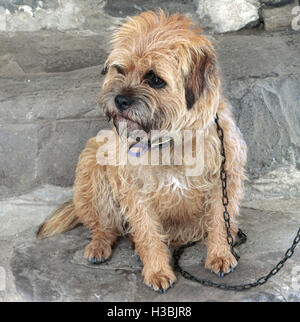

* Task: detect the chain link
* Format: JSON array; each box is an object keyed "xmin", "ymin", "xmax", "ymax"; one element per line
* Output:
[{"xmin": 173, "ymin": 113, "xmax": 300, "ymax": 291}]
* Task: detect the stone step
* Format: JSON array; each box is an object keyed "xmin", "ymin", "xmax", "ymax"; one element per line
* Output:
[
  {"xmin": 0, "ymin": 185, "xmax": 299, "ymax": 301},
  {"xmin": 0, "ymin": 30, "xmax": 110, "ymax": 75}
]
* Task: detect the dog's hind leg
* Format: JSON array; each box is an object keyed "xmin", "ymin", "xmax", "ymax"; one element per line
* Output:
[{"xmin": 74, "ymin": 137, "xmax": 121, "ymax": 264}]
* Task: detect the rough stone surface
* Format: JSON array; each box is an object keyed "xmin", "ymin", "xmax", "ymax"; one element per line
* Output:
[
  {"xmin": 0, "ymin": 66, "xmax": 106, "ymax": 121},
  {"xmin": 104, "ymin": 0, "xmax": 197, "ymax": 18},
  {"xmin": 0, "ymin": 186, "xmax": 299, "ymax": 302},
  {"xmin": 0, "ymin": 0, "xmax": 201, "ymax": 33},
  {"xmin": 0, "ymin": 1, "xmax": 59, "ymax": 13},
  {"xmin": 196, "ymin": 0, "xmax": 260, "ymax": 33},
  {"xmin": 262, "ymin": 1, "xmax": 298, "ymax": 30},
  {"xmin": 0, "ymin": 0, "xmax": 298, "ymax": 34},
  {"xmin": 37, "ymin": 119, "xmax": 108, "ymax": 187},
  {"xmin": 228, "ymin": 75, "xmax": 300, "ymax": 178},
  {"xmin": 0, "ymin": 185, "xmax": 73, "ymax": 236},
  {"xmin": 260, "ymin": 0, "xmax": 296, "ymax": 7},
  {"xmin": 1, "ymin": 29, "xmax": 300, "ymax": 198},
  {"xmin": 245, "ymin": 166, "xmax": 300, "ymax": 200},
  {"xmin": 0, "ymin": 186, "xmax": 73, "ymax": 301},
  {"xmin": 0, "ymin": 124, "xmax": 38, "ymax": 197},
  {"xmin": 0, "ymin": 30, "xmax": 110, "ymax": 74},
  {"xmin": 0, "ymin": 64, "xmax": 110, "ymax": 197},
  {"xmin": 215, "ymin": 31, "xmax": 300, "ymax": 187},
  {"xmin": 0, "ymin": 0, "xmax": 99, "ymax": 32}
]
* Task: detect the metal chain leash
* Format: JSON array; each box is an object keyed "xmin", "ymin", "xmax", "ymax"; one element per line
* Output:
[
  {"xmin": 215, "ymin": 113, "xmax": 240, "ymax": 262},
  {"xmin": 173, "ymin": 113, "xmax": 300, "ymax": 291}
]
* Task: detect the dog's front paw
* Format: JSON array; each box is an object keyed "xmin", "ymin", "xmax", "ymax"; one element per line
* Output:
[
  {"xmin": 143, "ymin": 266, "xmax": 177, "ymax": 293},
  {"xmin": 205, "ymin": 251, "xmax": 238, "ymax": 277},
  {"xmin": 84, "ymin": 240, "xmax": 112, "ymax": 264}
]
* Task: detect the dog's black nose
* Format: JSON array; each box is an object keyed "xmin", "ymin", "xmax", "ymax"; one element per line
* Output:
[{"xmin": 115, "ymin": 95, "xmax": 133, "ymax": 111}]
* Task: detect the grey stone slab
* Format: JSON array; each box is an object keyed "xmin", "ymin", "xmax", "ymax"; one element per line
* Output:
[
  {"xmin": 0, "ymin": 30, "xmax": 110, "ymax": 74},
  {"xmin": 0, "ymin": 123, "xmax": 38, "ymax": 198},
  {"xmin": 16, "ymin": 184, "xmax": 73, "ymax": 205},
  {"xmin": 0, "ymin": 185, "xmax": 73, "ymax": 237},
  {"xmin": 262, "ymin": 1, "xmax": 298, "ymax": 31},
  {"xmin": 196, "ymin": 0, "xmax": 260, "ymax": 33},
  {"xmin": 0, "ymin": 54, "xmax": 25, "ymax": 77},
  {"xmin": 244, "ymin": 164, "xmax": 300, "ymax": 200},
  {"xmin": 10, "ymin": 228, "xmax": 139, "ymax": 301},
  {"xmin": 0, "ymin": 239, "xmax": 23, "ymax": 302},
  {"xmin": 260, "ymin": 0, "xmax": 296, "ymax": 7},
  {"xmin": 0, "ymin": 65, "xmax": 108, "ymax": 196},
  {"xmin": 0, "ymin": 66, "xmax": 105, "ymax": 123},
  {"xmin": 7, "ymin": 199, "xmax": 300, "ymax": 302},
  {"xmin": 0, "ymin": 203, "xmax": 56, "ymax": 237},
  {"xmin": 0, "ymin": 1, "xmax": 59, "ymax": 13},
  {"xmin": 214, "ymin": 31, "xmax": 300, "ymax": 180},
  {"xmin": 215, "ymin": 31, "xmax": 300, "ymax": 83},
  {"xmin": 0, "ymin": 0, "xmax": 111, "ymax": 32},
  {"xmin": 243, "ymin": 198, "xmax": 300, "ymax": 213},
  {"xmin": 104, "ymin": 0, "xmax": 197, "ymax": 18},
  {"xmin": 0, "ymin": 186, "xmax": 299, "ymax": 301},
  {"xmin": 37, "ymin": 119, "xmax": 109, "ymax": 187},
  {"xmin": 228, "ymin": 76, "xmax": 300, "ymax": 178}
]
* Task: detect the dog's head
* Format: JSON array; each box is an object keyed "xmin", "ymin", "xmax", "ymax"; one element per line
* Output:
[{"xmin": 98, "ymin": 10, "xmax": 220, "ymax": 137}]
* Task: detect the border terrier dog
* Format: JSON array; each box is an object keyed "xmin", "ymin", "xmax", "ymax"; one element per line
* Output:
[{"xmin": 38, "ymin": 10, "xmax": 247, "ymax": 292}]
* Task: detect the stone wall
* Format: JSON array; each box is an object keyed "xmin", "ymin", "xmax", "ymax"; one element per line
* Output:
[
  {"xmin": 0, "ymin": 0, "xmax": 299, "ymax": 32},
  {"xmin": 0, "ymin": 0, "xmax": 300, "ymax": 199}
]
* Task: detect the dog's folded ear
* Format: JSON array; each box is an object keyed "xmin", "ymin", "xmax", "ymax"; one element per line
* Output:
[
  {"xmin": 185, "ymin": 40, "xmax": 220, "ymax": 114},
  {"xmin": 101, "ymin": 65, "xmax": 108, "ymax": 75}
]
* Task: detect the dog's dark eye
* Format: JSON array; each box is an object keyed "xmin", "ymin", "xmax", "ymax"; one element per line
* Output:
[
  {"xmin": 114, "ymin": 65, "xmax": 125, "ymax": 75},
  {"xmin": 144, "ymin": 71, "xmax": 166, "ymax": 89}
]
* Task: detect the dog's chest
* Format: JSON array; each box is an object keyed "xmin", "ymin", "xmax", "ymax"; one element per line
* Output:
[
  {"xmin": 163, "ymin": 175, "xmax": 189, "ymax": 193},
  {"xmin": 127, "ymin": 167, "xmax": 205, "ymax": 213},
  {"xmin": 153, "ymin": 174, "xmax": 204, "ymax": 218},
  {"xmin": 148, "ymin": 172, "xmax": 199, "ymax": 200}
]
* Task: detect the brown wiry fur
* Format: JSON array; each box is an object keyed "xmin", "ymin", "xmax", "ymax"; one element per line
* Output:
[{"xmin": 38, "ymin": 10, "xmax": 247, "ymax": 292}]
